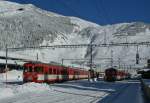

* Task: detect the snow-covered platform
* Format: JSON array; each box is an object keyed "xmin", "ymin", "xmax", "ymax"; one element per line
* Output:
[
  {"xmin": 0, "ymin": 80, "xmax": 110, "ymax": 103},
  {"xmin": 0, "ymin": 71, "xmax": 109, "ymax": 103},
  {"xmin": 0, "ymin": 70, "xmax": 148, "ymax": 103},
  {"xmin": 0, "ymin": 80, "xmax": 147, "ymax": 103}
]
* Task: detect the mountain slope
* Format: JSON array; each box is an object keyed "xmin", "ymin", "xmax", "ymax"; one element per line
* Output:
[{"xmin": 0, "ymin": 1, "xmax": 150, "ymax": 69}]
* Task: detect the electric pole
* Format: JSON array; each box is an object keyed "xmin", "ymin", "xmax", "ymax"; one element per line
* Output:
[
  {"xmin": 36, "ymin": 53, "xmax": 38, "ymax": 61},
  {"xmin": 111, "ymin": 50, "xmax": 113, "ymax": 67},
  {"xmin": 136, "ymin": 46, "xmax": 139, "ymax": 64},
  {"xmin": 5, "ymin": 44, "xmax": 8, "ymax": 70},
  {"xmin": 62, "ymin": 58, "xmax": 64, "ymax": 66},
  {"xmin": 118, "ymin": 58, "xmax": 121, "ymax": 69},
  {"xmin": 5, "ymin": 44, "xmax": 8, "ymax": 87},
  {"xmin": 90, "ymin": 41, "xmax": 93, "ymax": 71}
]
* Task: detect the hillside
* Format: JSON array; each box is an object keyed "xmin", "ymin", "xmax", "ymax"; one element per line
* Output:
[{"xmin": 0, "ymin": 1, "xmax": 150, "ymax": 69}]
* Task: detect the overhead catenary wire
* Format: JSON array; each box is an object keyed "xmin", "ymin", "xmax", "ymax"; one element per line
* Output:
[
  {"xmin": 1, "ymin": 41, "xmax": 150, "ymax": 69},
  {"xmin": 5, "ymin": 41, "xmax": 150, "ymax": 50}
]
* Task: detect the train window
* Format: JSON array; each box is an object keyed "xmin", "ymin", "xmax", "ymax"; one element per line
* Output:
[
  {"xmin": 29, "ymin": 66, "xmax": 32, "ymax": 72},
  {"xmin": 53, "ymin": 69, "xmax": 57, "ymax": 74},
  {"xmin": 57, "ymin": 69, "xmax": 59, "ymax": 74},
  {"xmin": 49, "ymin": 68, "xmax": 52, "ymax": 74},
  {"xmin": 34, "ymin": 67, "xmax": 43, "ymax": 73},
  {"xmin": 61, "ymin": 70, "xmax": 64, "ymax": 74},
  {"xmin": 23, "ymin": 66, "xmax": 28, "ymax": 72},
  {"xmin": 23, "ymin": 67, "xmax": 28, "ymax": 72}
]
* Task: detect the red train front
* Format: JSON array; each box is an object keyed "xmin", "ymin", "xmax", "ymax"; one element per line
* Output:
[
  {"xmin": 104, "ymin": 68, "xmax": 129, "ymax": 82},
  {"xmin": 23, "ymin": 62, "xmax": 89, "ymax": 83},
  {"xmin": 104, "ymin": 68, "xmax": 117, "ymax": 81}
]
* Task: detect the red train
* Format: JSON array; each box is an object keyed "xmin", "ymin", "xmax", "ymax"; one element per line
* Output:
[
  {"xmin": 23, "ymin": 62, "xmax": 89, "ymax": 83},
  {"xmin": 104, "ymin": 68, "xmax": 129, "ymax": 81}
]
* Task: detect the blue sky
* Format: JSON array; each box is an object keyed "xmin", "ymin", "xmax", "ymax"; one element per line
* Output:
[{"xmin": 8, "ymin": 0, "xmax": 150, "ymax": 25}]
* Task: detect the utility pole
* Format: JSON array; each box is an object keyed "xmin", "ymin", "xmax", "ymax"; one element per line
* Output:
[
  {"xmin": 90, "ymin": 41, "xmax": 93, "ymax": 71},
  {"xmin": 62, "ymin": 58, "xmax": 64, "ymax": 66},
  {"xmin": 5, "ymin": 44, "xmax": 8, "ymax": 69},
  {"xmin": 110, "ymin": 50, "xmax": 113, "ymax": 67},
  {"xmin": 124, "ymin": 64, "xmax": 126, "ymax": 70},
  {"xmin": 118, "ymin": 58, "xmax": 121, "ymax": 69},
  {"xmin": 136, "ymin": 45, "xmax": 139, "ymax": 64},
  {"xmin": 88, "ymin": 41, "xmax": 94, "ymax": 82},
  {"xmin": 36, "ymin": 53, "xmax": 38, "ymax": 61},
  {"xmin": 5, "ymin": 44, "xmax": 8, "ymax": 87}
]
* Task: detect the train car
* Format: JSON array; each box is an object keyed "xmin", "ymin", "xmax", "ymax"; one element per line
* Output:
[
  {"xmin": 104, "ymin": 68, "xmax": 128, "ymax": 82},
  {"xmin": 79, "ymin": 69, "xmax": 90, "ymax": 79},
  {"xmin": 116, "ymin": 70, "xmax": 126, "ymax": 80},
  {"xmin": 104, "ymin": 68, "xmax": 117, "ymax": 81},
  {"xmin": 23, "ymin": 62, "xmax": 89, "ymax": 83}
]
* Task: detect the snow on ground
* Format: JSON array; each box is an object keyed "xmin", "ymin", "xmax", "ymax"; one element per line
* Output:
[
  {"xmin": 0, "ymin": 88, "xmax": 14, "ymax": 99},
  {"xmin": 50, "ymin": 83, "xmax": 109, "ymax": 98},
  {"xmin": 0, "ymin": 71, "xmax": 143, "ymax": 103},
  {"xmin": 0, "ymin": 82, "xmax": 51, "ymax": 100},
  {"xmin": 0, "ymin": 70, "xmax": 110, "ymax": 103},
  {"xmin": 0, "ymin": 81, "xmax": 109, "ymax": 103},
  {"xmin": 0, "ymin": 70, "xmax": 23, "ymax": 82}
]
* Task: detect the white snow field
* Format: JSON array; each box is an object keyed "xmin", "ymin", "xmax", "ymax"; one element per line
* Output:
[
  {"xmin": 0, "ymin": 1, "xmax": 150, "ymax": 70},
  {"xmin": 0, "ymin": 70, "xmax": 110, "ymax": 103},
  {"xmin": 0, "ymin": 70, "xmax": 23, "ymax": 82}
]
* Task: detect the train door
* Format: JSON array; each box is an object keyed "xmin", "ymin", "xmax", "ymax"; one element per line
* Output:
[
  {"xmin": 63, "ymin": 68, "xmax": 68, "ymax": 81},
  {"xmin": 34, "ymin": 66, "xmax": 44, "ymax": 82},
  {"xmin": 56, "ymin": 67, "xmax": 61, "ymax": 82},
  {"xmin": 44, "ymin": 72, "xmax": 48, "ymax": 82},
  {"xmin": 44, "ymin": 66, "xmax": 49, "ymax": 82},
  {"xmin": 53, "ymin": 68, "xmax": 57, "ymax": 81},
  {"xmin": 48, "ymin": 67, "xmax": 52, "ymax": 82}
]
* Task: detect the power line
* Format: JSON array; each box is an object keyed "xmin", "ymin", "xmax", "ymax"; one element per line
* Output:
[
  {"xmin": 2, "ymin": 42, "xmax": 150, "ymax": 69},
  {"xmin": 5, "ymin": 41, "xmax": 150, "ymax": 50}
]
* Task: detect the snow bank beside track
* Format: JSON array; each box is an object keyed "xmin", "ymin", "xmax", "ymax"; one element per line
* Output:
[
  {"xmin": 0, "ymin": 70, "xmax": 23, "ymax": 82},
  {"xmin": 0, "ymin": 70, "xmax": 110, "ymax": 102},
  {"xmin": 0, "ymin": 70, "xmax": 51, "ymax": 99},
  {"xmin": 0, "ymin": 81, "xmax": 110, "ymax": 102},
  {"xmin": 0, "ymin": 82, "xmax": 51, "ymax": 100},
  {"xmin": 16, "ymin": 82, "xmax": 51, "ymax": 93}
]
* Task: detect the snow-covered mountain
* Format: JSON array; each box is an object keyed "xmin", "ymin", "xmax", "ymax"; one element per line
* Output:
[{"xmin": 0, "ymin": 1, "xmax": 150, "ymax": 69}]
